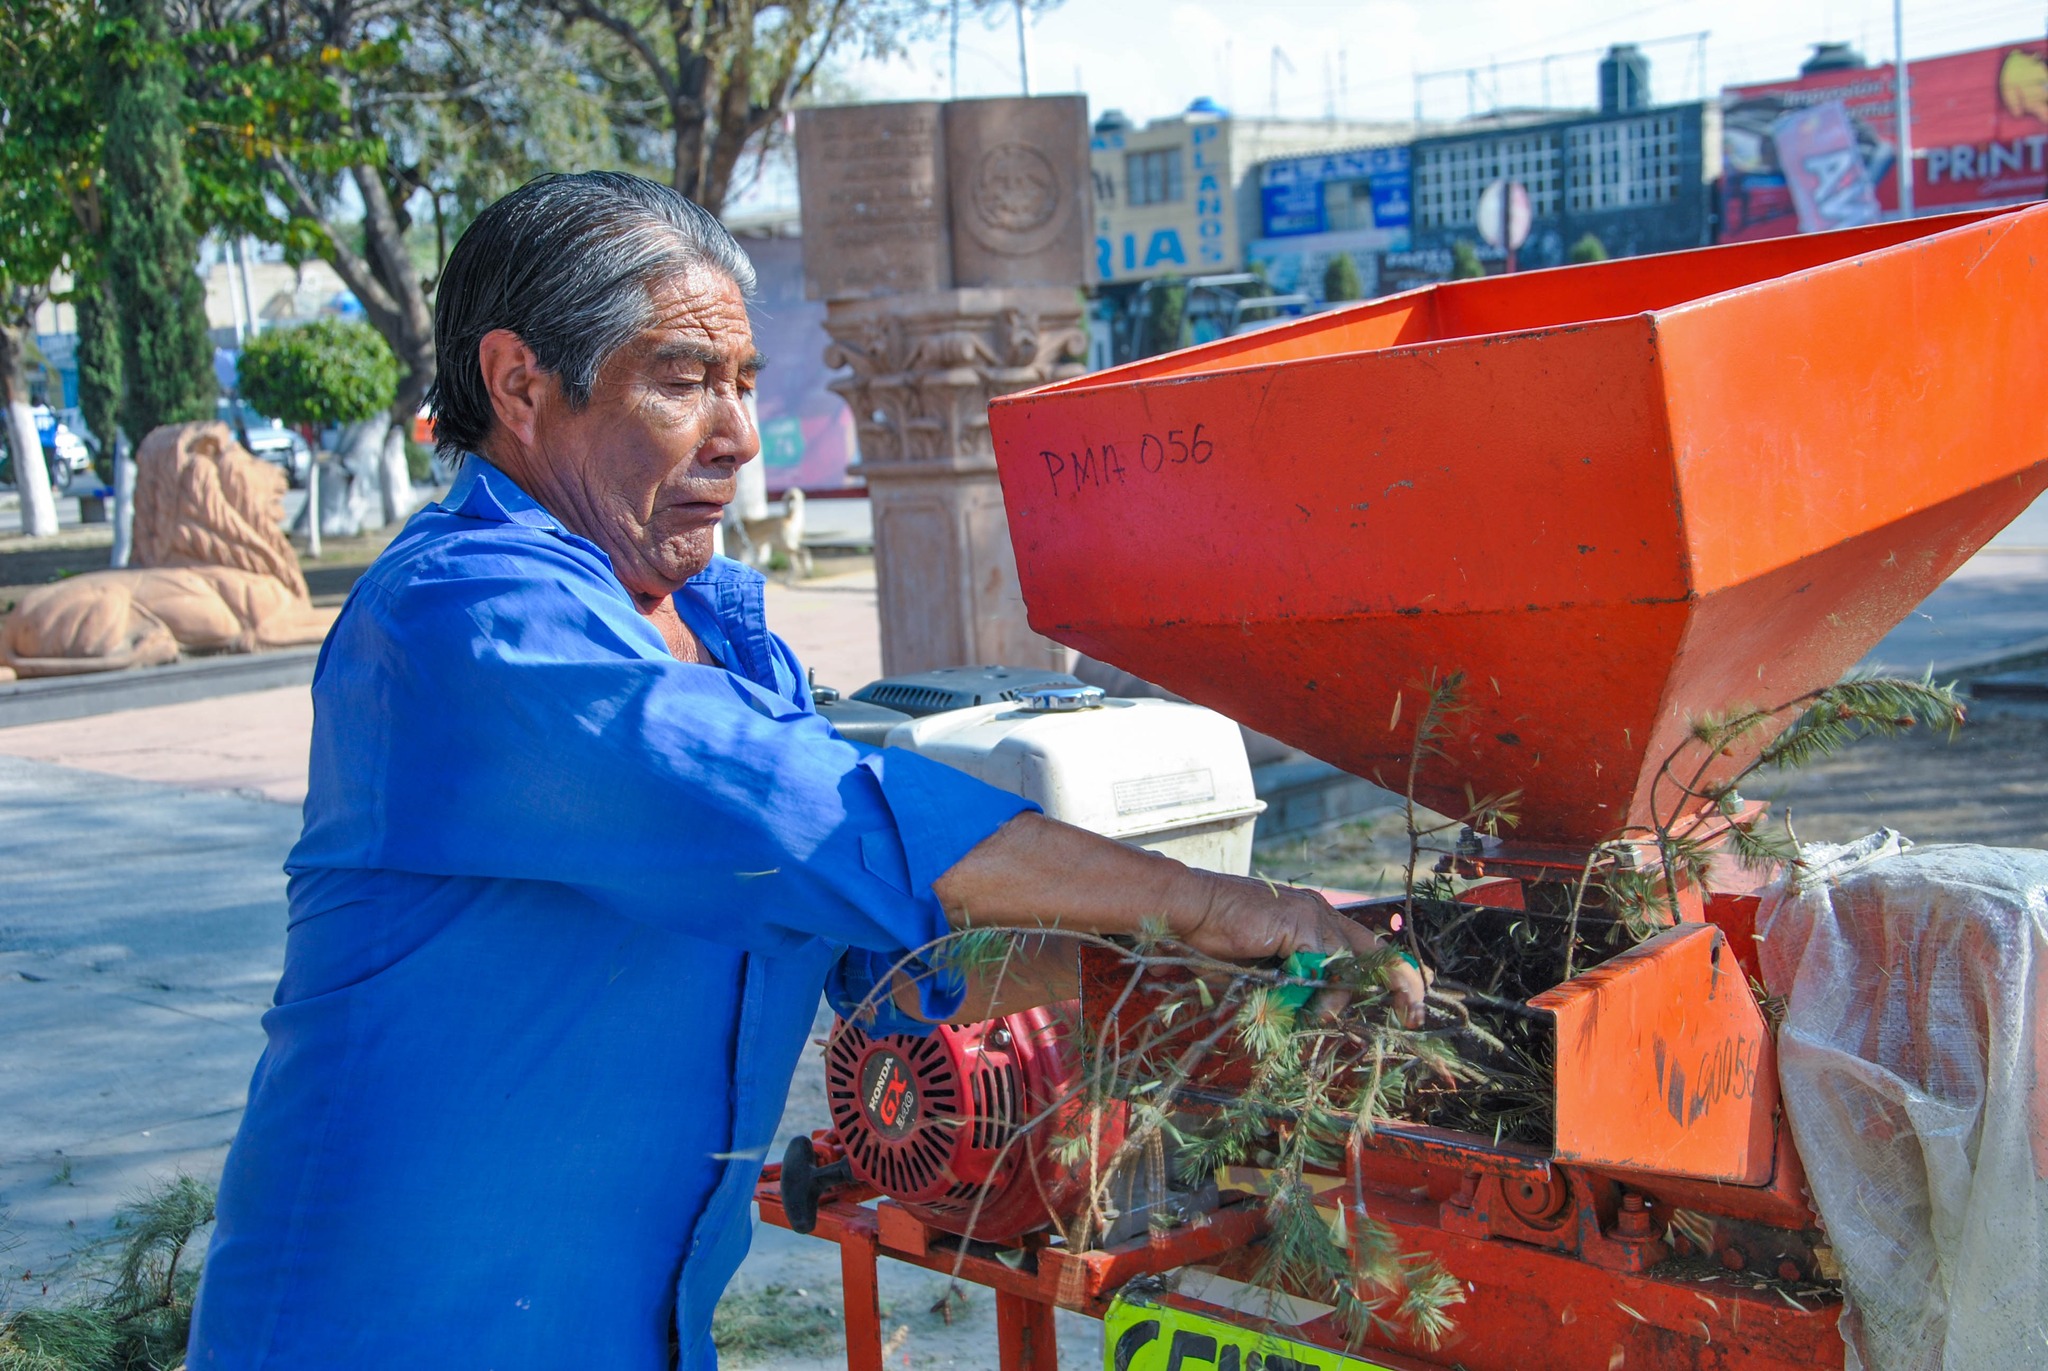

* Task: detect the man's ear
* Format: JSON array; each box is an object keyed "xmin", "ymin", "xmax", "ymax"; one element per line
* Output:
[{"xmin": 477, "ymin": 329, "xmax": 552, "ymax": 453}]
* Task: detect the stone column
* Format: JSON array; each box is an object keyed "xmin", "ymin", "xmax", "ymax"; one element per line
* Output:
[
  {"xmin": 823, "ymin": 287, "xmax": 1085, "ymax": 672},
  {"xmin": 797, "ymin": 96, "xmax": 1092, "ymax": 676}
]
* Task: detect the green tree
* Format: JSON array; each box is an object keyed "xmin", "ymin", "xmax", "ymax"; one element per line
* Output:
[
  {"xmin": 182, "ymin": 4, "xmax": 630, "ymax": 526},
  {"xmin": 1568, "ymin": 232, "xmax": 1610, "ymax": 264},
  {"xmin": 1322, "ymin": 251, "xmax": 1364, "ymax": 304},
  {"xmin": 0, "ymin": 0, "xmax": 100, "ymax": 536},
  {"xmin": 75, "ymin": 276, "xmax": 123, "ymax": 484},
  {"xmin": 237, "ymin": 318, "xmax": 400, "ymax": 435},
  {"xmin": 1449, "ymin": 240, "xmax": 1487, "ymax": 280},
  {"xmin": 100, "ymin": 0, "xmax": 216, "ymax": 441},
  {"xmin": 1139, "ymin": 276, "xmax": 1187, "ymax": 357}
]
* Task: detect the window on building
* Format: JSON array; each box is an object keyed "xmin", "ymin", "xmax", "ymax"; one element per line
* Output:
[
  {"xmin": 1126, "ymin": 149, "xmax": 1184, "ymax": 207},
  {"xmin": 1566, "ymin": 114, "xmax": 1686, "ymax": 212},
  {"xmin": 1411, "ymin": 133, "xmax": 1561, "ymax": 230},
  {"xmin": 1322, "ymin": 178, "xmax": 1378, "ymax": 232}
]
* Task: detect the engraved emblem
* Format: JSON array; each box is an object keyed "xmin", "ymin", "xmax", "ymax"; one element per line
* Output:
[{"xmin": 963, "ymin": 142, "xmax": 1066, "ymax": 257}]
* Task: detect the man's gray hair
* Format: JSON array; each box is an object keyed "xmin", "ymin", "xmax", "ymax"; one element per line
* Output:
[{"xmin": 426, "ymin": 171, "xmax": 757, "ymax": 462}]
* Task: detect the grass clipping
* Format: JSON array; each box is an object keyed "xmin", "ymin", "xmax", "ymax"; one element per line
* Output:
[{"xmin": 1, "ymin": 1176, "xmax": 213, "ymax": 1371}]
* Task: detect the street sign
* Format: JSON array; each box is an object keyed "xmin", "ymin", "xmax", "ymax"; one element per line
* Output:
[{"xmin": 1475, "ymin": 178, "xmax": 1532, "ymax": 251}]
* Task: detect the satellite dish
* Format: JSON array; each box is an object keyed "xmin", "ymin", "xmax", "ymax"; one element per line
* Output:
[{"xmin": 1476, "ymin": 179, "xmax": 1532, "ymax": 251}]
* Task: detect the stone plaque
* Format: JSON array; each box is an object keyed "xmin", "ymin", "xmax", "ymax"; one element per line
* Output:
[
  {"xmin": 795, "ymin": 102, "xmax": 949, "ymax": 299},
  {"xmin": 943, "ymin": 97, "xmax": 1091, "ymax": 289}
]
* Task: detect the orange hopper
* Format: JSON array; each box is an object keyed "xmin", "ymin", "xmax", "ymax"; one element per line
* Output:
[{"xmin": 987, "ymin": 205, "xmax": 2048, "ymax": 845}]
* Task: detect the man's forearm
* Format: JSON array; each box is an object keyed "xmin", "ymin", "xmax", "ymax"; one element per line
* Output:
[
  {"xmin": 931, "ymin": 812, "xmax": 1220, "ymax": 940},
  {"xmin": 907, "ymin": 812, "xmax": 1425, "ymax": 1027}
]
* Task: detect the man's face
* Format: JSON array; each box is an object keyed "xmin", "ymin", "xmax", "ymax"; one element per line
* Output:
[{"xmin": 527, "ymin": 266, "xmax": 762, "ymax": 602}]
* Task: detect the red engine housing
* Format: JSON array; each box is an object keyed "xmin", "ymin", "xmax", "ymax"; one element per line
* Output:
[{"xmin": 824, "ymin": 1004, "xmax": 1124, "ymax": 1243}]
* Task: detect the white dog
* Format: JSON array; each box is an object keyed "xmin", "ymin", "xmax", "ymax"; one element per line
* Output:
[{"xmin": 725, "ymin": 487, "xmax": 812, "ymax": 582}]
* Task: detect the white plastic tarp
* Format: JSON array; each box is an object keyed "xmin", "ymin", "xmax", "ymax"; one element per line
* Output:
[{"xmin": 1759, "ymin": 835, "xmax": 2048, "ymax": 1370}]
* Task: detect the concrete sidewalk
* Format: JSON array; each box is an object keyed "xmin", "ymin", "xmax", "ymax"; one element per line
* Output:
[{"xmin": 0, "ymin": 756, "xmax": 295, "ymax": 1288}]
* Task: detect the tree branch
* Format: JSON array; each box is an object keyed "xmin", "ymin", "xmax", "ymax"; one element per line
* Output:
[
  {"xmin": 556, "ymin": 0, "xmax": 682, "ymax": 103},
  {"xmin": 263, "ymin": 154, "xmax": 403, "ymax": 327}
]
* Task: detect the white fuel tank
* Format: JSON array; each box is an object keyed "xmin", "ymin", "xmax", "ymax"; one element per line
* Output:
[{"xmin": 884, "ymin": 688, "xmax": 1265, "ymax": 876}]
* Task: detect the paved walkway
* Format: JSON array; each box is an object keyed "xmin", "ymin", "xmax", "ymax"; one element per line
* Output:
[{"xmin": 0, "ymin": 756, "xmax": 296, "ymax": 1288}]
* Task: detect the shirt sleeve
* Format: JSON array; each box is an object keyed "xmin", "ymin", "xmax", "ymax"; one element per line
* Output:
[{"xmin": 292, "ymin": 539, "xmax": 1037, "ymax": 966}]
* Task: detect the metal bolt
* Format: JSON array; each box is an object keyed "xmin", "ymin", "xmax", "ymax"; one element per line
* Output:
[
  {"xmin": 1616, "ymin": 1192, "xmax": 1653, "ymax": 1239},
  {"xmin": 1719, "ymin": 1245, "xmax": 1747, "ymax": 1272},
  {"xmin": 1777, "ymin": 1259, "xmax": 1804, "ymax": 1282}
]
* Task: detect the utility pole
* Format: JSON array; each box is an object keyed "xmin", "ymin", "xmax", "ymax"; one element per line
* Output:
[
  {"xmin": 1271, "ymin": 47, "xmax": 1294, "ymax": 119},
  {"xmin": 1892, "ymin": 0, "xmax": 1914, "ymax": 217},
  {"xmin": 1013, "ymin": 0, "xmax": 1030, "ymax": 96}
]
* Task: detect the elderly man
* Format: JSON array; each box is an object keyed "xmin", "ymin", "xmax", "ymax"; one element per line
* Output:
[{"xmin": 187, "ymin": 172, "xmax": 1421, "ymax": 1369}]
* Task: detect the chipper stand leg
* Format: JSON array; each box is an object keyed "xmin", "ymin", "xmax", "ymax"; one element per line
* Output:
[
  {"xmin": 840, "ymin": 1221, "xmax": 885, "ymax": 1371},
  {"xmin": 995, "ymin": 1290, "xmax": 1058, "ymax": 1371}
]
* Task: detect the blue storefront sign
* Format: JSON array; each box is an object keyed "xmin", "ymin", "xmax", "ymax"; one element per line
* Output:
[{"xmin": 1260, "ymin": 146, "xmax": 1411, "ymax": 238}]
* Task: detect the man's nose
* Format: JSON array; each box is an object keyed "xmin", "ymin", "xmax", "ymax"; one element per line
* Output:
[{"xmin": 703, "ymin": 391, "xmax": 760, "ymax": 470}]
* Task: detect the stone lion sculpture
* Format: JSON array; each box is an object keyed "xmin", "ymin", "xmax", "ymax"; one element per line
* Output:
[{"xmin": 0, "ymin": 421, "xmax": 336, "ymax": 680}]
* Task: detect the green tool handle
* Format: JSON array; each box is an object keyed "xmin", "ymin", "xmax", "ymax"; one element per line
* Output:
[{"xmin": 1269, "ymin": 950, "xmax": 1330, "ymax": 1012}]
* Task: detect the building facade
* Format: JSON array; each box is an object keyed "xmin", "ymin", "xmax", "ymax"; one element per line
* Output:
[
  {"xmin": 1406, "ymin": 100, "xmax": 1721, "ymax": 271},
  {"xmin": 1245, "ymin": 145, "xmax": 1413, "ymax": 301},
  {"xmin": 1088, "ymin": 105, "xmax": 1421, "ymax": 288}
]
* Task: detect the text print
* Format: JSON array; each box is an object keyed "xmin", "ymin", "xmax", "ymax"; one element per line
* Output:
[
  {"xmin": 1041, "ymin": 424, "xmax": 1215, "ymax": 498},
  {"xmin": 1654, "ymin": 1034, "xmax": 1758, "ymax": 1128}
]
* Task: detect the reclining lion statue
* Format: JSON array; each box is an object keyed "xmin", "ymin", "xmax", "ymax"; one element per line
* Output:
[{"xmin": 0, "ymin": 421, "xmax": 336, "ymax": 679}]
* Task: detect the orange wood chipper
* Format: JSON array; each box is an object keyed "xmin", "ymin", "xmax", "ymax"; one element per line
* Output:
[{"xmin": 760, "ymin": 203, "xmax": 2048, "ymax": 1371}]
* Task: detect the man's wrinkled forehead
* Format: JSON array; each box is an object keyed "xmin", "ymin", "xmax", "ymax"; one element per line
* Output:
[{"xmin": 638, "ymin": 270, "xmax": 763, "ymax": 372}]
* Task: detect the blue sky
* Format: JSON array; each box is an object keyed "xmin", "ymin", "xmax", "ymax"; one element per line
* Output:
[{"xmin": 850, "ymin": 0, "xmax": 2045, "ymax": 124}]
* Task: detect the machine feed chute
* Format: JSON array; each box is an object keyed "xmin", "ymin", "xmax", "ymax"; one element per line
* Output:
[{"xmin": 986, "ymin": 205, "xmax": 2048, "ymax": 845}]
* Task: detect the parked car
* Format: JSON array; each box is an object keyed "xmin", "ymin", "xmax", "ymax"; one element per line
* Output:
[
  {"xmin": 217, "ymin": 399, "xmax": 313, "ymax": 487},
  {"xmin": 31, "ymin": 405, "xmax": 94, "ymax": 493}
]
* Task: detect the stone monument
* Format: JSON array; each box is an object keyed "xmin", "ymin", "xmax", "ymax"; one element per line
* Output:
[{"xmin": 796, "ymin": 96, "xmax": 1090, "ymax": 676}]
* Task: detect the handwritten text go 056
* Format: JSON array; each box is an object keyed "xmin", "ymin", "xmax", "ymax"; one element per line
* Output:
[{"xmin": 1040, "ymin": 424, "xmax": 1216, "ymax": 498}]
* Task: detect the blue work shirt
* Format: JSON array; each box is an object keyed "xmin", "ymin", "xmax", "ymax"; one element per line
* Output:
[{"xmin": 188, "ymin": 459, "xmax": 1035, "ymax": 1369}]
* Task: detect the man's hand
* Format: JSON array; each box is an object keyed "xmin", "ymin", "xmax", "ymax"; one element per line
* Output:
[{"xmin": 1167, "ymin": 875, "xmax": 1430, "ymax": 1027}]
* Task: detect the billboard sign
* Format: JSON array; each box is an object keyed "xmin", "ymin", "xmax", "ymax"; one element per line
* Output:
[
  {"xmin": 1721, "ymin": 40, "xmax": 2048, "ymax": 242},
  {"xmin": 1259, "ymin": 146, "xmax": 1411, "ymax": 238},
  {"xmin": 1774, "ymin": 101, "xmax": 1886, "ymax": 232}
]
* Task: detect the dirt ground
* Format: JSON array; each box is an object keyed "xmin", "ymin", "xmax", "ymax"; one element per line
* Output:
[
  {"xmin": 1249, "ymin": 707, "xmax": 2048, "ymax": 897},
  {"xmin": 1758, "ymin": 707, "xmax": 2048, "ymax": 850}
]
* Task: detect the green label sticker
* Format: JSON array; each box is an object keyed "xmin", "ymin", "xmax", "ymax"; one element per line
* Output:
[{"xmin": 1104, "ymin": 1294, "xmax": 1395, "ymax": 1371}]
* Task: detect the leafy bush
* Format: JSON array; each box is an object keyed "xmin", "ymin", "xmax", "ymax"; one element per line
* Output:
[
  {"xmin": 1322, "ymin": 251, "xmax": 1365, "ymax": 303},
  {"xmin": 236, "ymin": 319, "xmax": 399, "ymax": 432},
  {"xmin": 1568, "ymin": 233, "xmax": 1610, "ymax": 264},
  {"xmin": 1449, "ymin": 241, "xmax": 1487, "ymax": 280}
]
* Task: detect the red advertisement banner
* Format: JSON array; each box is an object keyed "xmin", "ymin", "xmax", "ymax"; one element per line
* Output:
[{"xmin": 1721, "ymin": 40, "xmax": 2048, "ymax": 242}]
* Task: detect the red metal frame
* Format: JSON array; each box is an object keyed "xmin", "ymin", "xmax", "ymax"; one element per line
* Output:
[{"xmin": 755, "ymin": 1175, "xmax": 1269, "ymax": 1371}]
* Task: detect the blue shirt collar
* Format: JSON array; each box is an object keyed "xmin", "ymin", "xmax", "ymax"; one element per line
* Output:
[
  {"xmin": 440, "ymin": 456, "xmax": 567, "ymax": 533},
  {"xmin": 439, "ymin": 454, "xmax": 770, "ymax": 673}
]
